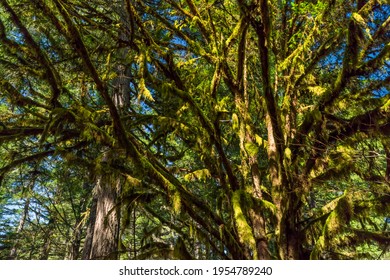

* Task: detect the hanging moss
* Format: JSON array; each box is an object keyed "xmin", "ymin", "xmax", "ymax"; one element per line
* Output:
[{"xmin": 311, "ymin": 191, "xmax": 354, "ymax": 259}]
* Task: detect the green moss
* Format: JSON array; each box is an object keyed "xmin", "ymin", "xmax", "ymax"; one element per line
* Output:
[
  {"xmin": 232, "ymin": 113, "xmax": 239, "ymax": 131},
  {"xmin": 311, "ymin": 191, "xmax": 354, "ymax": 258},
  {"xmin": 310, "ymin": 235, "xmax": 325, "ymax": 260},
  {"xmin": 232, "ymin": 190, "xmax": 258, "ymax": 259},
  {"xmin": 244, "ymin": 142, "xmax": 259, "ymax": 157},
  {"xmin": 255, "ymin": 134, "xmax": 267, "ymax": 148},
  {"xmin": 184, "ymin": 169, "xmax": 211, "ymax": 182},
  {"xmin": 308, "ymin": 86, "xmax": 327, "ymax": 97},
  {"xmin": 172, "ymin": 190, "xmax": 181, "ymax": 215},
  {"xmin": 284, "ymin": 147, "xmax": 292, "ymax": 161}
]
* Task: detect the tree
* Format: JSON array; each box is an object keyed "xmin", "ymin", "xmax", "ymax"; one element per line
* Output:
[{"xmin": 0, "ymin": 0, "xmax": 389, "ymax": 260}]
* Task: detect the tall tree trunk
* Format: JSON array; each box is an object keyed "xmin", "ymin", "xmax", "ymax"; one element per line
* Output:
[{"xmin": 88, "ymin": 174, "xmax": 121, "ymax": 259}]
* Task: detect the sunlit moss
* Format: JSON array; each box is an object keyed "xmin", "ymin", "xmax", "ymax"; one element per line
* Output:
[{"xmin": 232, "ymin": 190, "xmax": 258, "ymax": 259}]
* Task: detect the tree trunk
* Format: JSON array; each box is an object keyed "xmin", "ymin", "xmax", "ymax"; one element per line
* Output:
[{"xmin": 88, "ymin": 174, "xmax": 120, "ymax": 259}]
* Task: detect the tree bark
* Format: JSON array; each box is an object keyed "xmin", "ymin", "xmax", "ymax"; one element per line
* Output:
[{"xmin": 88, "ymin": 174, "xmax": 120, "ymax": 259}]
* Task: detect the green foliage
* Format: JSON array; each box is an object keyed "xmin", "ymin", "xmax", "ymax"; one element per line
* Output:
[{"xmin": 0, "ymin": 0, "xmax": 389, "ymax": 260}]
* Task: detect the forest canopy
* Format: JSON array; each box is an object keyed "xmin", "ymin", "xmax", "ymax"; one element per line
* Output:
[{"xmin": 0, "ymin": 0, "xmax": 389, "ymax": 260}]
